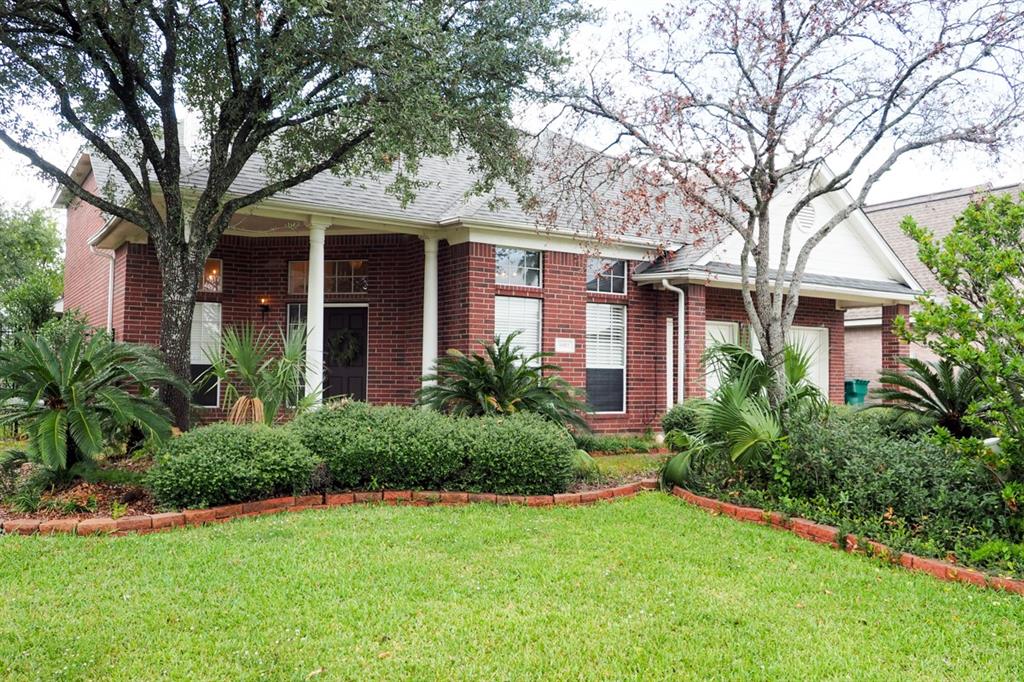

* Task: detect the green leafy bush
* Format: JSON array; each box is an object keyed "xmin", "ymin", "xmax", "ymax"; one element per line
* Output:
[
  {"xmin": 290, "ymin": 402, "xmax": 465, "ymax": 490},
  {"xmin": 291, "ymin": 402, "xmax": 575, "ymax": 495},
  {"xmin": 148, "ymin": 424, "xmax": 318, "ymax": 509},
  {"xmin": 458, "ymin": 413, "xmax": 575, "ymax": 494},
  {"xmin": 661, "ymin": 400, "xmax": 704, "ymax": 436}
]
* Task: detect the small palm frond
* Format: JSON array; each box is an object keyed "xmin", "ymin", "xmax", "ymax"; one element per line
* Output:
[{"xmin": 871, "ymin": 357, "xmax": 985, "ymax": 437}]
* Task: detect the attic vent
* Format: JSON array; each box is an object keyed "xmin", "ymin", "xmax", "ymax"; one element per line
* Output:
[{"xmin": 796, "ymin": 204, "xmax": 815, "ymax": 232}]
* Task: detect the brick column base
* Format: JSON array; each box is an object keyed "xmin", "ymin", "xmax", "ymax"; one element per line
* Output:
[{"xmin": 881, "ymin": 304, "xmax": 911, "ymax": 372}]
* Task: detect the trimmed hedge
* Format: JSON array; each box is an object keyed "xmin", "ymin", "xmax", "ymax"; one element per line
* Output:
[
  {"xmin": 148, "ymin": 423, "xmax": 318, "ymax": 509},
  {"xmin": 289, "ymin": 402, "xmax": 464, "ymax": 490},
  {"xmin": 291, "ymin": 402, "xmax": 575, "ymax": 495}
]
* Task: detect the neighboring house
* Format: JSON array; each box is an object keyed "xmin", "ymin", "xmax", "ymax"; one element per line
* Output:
[
  {"xmin": 845, "ymin": 182, "xmax": 1022, "ymax": 386},
  {"xmin": 58, "ymin": 145, "xmax": 920, "ymax": 432}
]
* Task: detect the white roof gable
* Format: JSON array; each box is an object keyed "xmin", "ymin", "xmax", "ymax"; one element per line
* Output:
[{"xmin": 695, "ymin": 168, "xmax": 920, "ymax": 291}]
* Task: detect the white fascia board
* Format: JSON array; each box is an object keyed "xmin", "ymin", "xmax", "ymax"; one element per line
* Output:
[
  {"xmin": 633, "ymin": 269, "xmax": 919, "ymax": 305},
  {"xmin": 845, "ymin": 317, "xmax": 882, "ymax": 328},
  {"xmin": 444, "ymin": 221, "xmax": 666, "ymax": 260}
]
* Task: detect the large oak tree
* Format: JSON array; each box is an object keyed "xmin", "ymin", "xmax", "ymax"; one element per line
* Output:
[
  {"xmin": 552, "ymin": 0, "xmax": 1024, "ymax": 407},
  {"xmin": 0, "ymin": 0, "xmax": 585, "ymax": 426}
]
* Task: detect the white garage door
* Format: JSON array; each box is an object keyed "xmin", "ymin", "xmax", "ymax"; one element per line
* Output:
[
  {"xmin": 704, "ymin": 320, "xmax": 739, "ymax": 395},
  {"xmin": 751, "ymin": 325, "xmax": 830, "ymax": 394}
]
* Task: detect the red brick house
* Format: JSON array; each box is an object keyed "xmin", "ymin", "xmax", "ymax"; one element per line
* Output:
[{"xmin": 59, "ymin": 150, "xmax": 921, "ymax": 432}]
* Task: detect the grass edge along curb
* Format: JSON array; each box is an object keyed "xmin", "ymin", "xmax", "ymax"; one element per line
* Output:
[
  {"xmin": 671, "ymin": 485, "xmax": 1024, "ymax": 598},
  {"xmin": 0, "ymin": 480, "xmax": 659, "ymax": 538}
]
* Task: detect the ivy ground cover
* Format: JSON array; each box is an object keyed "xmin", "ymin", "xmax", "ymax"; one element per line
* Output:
[{"xmin": 2, "ymin": 494, "xmax": 1022, "ymax": 680}]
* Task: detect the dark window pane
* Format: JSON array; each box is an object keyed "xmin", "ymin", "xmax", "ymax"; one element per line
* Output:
[
  {"xmin": 586, "ymin": 368, "xmax": 625, "ymax": 412},
  {"xmin": 191, "ymin": 364, "xmax": 218, "ymax": 407}
]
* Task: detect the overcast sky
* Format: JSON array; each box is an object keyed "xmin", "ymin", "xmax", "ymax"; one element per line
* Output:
[{"xmin": 1, "ymin": 0, "xmax": 1021, "ymax": 217}]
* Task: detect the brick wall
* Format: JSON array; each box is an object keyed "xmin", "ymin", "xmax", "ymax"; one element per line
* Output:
[
  {"xmin": 119, "ymin": 233, "xmax": 425, "ymax": 417},
  {"xmin": 62, "ymin": 171, "xmax": 112, "ymax": 327},
  {"xmin": 881, "ymin": 304, "xmax": 911, "ymax": 373},
  {"xmin": 439, "ymin": 244, "xmax": 673, "ymax": 432},
  {"xmin": 845, "ymin": 322, "xmax": 937, "ymax": 389}
]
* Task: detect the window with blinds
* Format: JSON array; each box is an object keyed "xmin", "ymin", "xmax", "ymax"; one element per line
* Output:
[
  {"xmin": 190, "ymin": 302, "xmax": 221, "ymax": 407},
  {"xmin": 586, "ymin": 303, "xmax": 626, "ymax": 412},
  {"xmin": 494, "ymin": 296, "xmax": 542, "ymax": 358}
]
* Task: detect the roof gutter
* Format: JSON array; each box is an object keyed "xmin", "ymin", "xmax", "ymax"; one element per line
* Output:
[{"xmin": 660, "ymin": 279, "xmax": 685, "ymax": 404}]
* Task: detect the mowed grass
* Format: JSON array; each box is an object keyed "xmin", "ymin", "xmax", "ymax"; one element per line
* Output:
[
  {"xmin": 2, "ymin": 495, "xmax": 1023, "ymax": 681},
  {"xmin": 593, "ymin": 452, "xmax": 669, "ymax": 479}
]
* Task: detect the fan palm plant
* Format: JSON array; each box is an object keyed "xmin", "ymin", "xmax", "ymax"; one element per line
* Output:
[
  {"xmin": 200, "ymin": 323, "xmax": 316, "ymax": 425},
  {"xmin": 871, "ymin": 357, "xmax": 987, "ymax": 438},
  {"xmin": 702, "ymin": 341, "xmax": 827, "ymax": 414},
  {"xmin": 417, "ymin": 332, "xmax": 589, "ymax": 431},
  {"xmin": 0, "ymin": 330, "xmax": 179, "ymax": 471}
]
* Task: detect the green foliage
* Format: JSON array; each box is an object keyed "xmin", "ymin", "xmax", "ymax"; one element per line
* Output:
[
  {"xmin": 418, "ymin": 332, "xmax": 589, "ymax": 431},
  {"xmin": 572, "ymin": 432, "xmax": 656, "ymax": 454},
  {"xmin": 200, "ymin": 323, "xmax": 316, "ymax": 424},
  {"xmin": 291, "ymin": 401, "xmax": 575, "ymax": 495},
  {"xmin": 702, "ymin": 342, "xmax": 827, "ymax": 415},
  {"xmin": 457, "ymin": 412, "xmax": 576, "ymax": 495},
  {"xmin": 38, "ymin": 310, "xmax": 94, "ymax": 349},
  {"xmin": 0, "ymin": 330, "xmax": 180, "ymax": 471},
  {"xmin": 0, "ymin": 203, "xmax": 60, "ymax": 293},
  {"xmin": 901, "ymin": 193, "xmax": 1024, "ymax": 483},
  {"xmin": 870, "ymin": 357, "xmax": 988, "ymax": 438},
  {"xmin": 0, "ymin": 269, "xmax": 62, "ymax": 334},
  {"xmin": 147, "ymin": 423, "xmax": 318, "ymax": 509},
  {"xmin": 290, "ymin": 401, "xmax": 466, "ymax": 490},
  {"xmin": 661, "ymin": 400, "xmax": 704, "ymax": 436},
  {"xmin": 969, "ymin": 539, "xmax": 1024, "ymax": 574}
]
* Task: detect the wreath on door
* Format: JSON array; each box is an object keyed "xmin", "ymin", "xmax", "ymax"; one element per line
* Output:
[{"xmin": 327, "ymin": 329, "xmax": 362, "ymax": 366}]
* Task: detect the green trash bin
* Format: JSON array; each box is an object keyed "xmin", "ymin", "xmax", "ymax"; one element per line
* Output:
[{"xmin": 844, "ymin": 379, "xmax": 869, "ymax": 405}]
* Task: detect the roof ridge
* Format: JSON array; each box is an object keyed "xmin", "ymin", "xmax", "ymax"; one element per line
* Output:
[{"xmin": 866, "ymin": 181, "xmax": 1023, "ymax": 212}]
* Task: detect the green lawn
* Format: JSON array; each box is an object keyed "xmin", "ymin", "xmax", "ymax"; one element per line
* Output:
[{"xmin": 2, "ymin": 494, "xmax": 1022, "ymax": 681}]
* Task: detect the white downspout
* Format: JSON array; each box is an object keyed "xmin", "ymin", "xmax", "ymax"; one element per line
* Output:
[
  {"xmin": 661, "ymin": 279, "xmax": 685, "ymax": 403},
  {"xmin": 89, "ymin": 245, "xmax": 116, "ymax": 333}
]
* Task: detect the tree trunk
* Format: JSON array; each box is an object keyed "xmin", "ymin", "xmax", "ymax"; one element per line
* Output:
[
  {"xmin": 158, "ymin": 254, "xmax": 199, "ymax": 430},
  {"xmin": 763, "ymin": 319, "xmax": 788, "ymax": 412}
]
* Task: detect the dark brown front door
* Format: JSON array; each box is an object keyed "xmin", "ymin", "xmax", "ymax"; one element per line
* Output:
[{"xmin": 323, "ymin": 307, "xmax": 368, "ymax": 400}]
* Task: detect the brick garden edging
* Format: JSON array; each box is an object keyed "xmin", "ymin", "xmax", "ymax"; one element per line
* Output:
[
  {"xmin": 0, "ymin": 480, "xmax": 659, "ymax": 538},
  {"xmin": 671, "ymin": 486, "xmax": 1024, "ymax": 597}
]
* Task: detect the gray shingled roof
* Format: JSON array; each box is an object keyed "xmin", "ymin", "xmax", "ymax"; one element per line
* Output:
[
  {"xmin": 846, "ymin": 181, "xmax": 1023, "ymax": 321},
  {"xmin": 75, "ymin": 133, "xmax": 700, "ymax": 243}
]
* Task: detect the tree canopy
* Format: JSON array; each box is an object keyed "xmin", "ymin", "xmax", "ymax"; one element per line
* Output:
[
  {"xmin": 0, "ymin": 202, "xmax": 62, "ymax": 335},
  {"xmin": 550, "ymin": 0, "xmax": 1024, "ymax": 405},
  {"xmin": 0, "ymin": 0, "xmax": 587, "ymax": 425}
]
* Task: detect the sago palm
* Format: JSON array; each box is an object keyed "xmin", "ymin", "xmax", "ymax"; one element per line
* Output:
[
  {"xmin": 871, "ymin": 357, "xmax": 986, "ymax": 438},
  {"xmin": 417, "ymin": 332, "xmax": 589, "ymax": 431},
  {"xmin": 0, "ymin": 330, "xmax": 179, "ymax": 470}
]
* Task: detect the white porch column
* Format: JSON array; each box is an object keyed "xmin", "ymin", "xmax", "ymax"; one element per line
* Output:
[
  {"xmin": 304, "ymin": 220, "xmax": 328, "ymax": 402},
  {"xmin": 421, "ymin": 236, "xmax": 439, "ymax": 383}
]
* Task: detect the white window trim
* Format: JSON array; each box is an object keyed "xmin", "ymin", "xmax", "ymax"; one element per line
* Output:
[
  {"xmin": 704, "ymin": 320, "xmax": 740, "ymax": 396},
  {"xmin": 191, "ymin": 302, "xmax": 222, "ymax": 409},
  {"xmin": 586, "ymin": 303, "xmax": 628, "ymax": 415},
  {"xmin": 495, "ymin": 247, "xmax": 543, "ymax": 289},
  {"xmin": 586, "ymin": 258, "xmax": 628, "ymax": 297}
]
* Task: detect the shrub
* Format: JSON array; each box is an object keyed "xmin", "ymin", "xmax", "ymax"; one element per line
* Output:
[
  {"xmin": 148, "ymin": 423, "xmax": 317, "ymax": 509},
  {"xmin": 661, "ymin": 400, "xmax": 703, "ymax": 435},
  {"xmin": 870, "ymin": 357, "xmax": 988, "ymax": 438},
  {"xmin": 458, "ymin": 413, "xmax": 575, "ymax": 494},
  {"xmin": 290, "ymin": 402, "xmax": 466, "ymax": 490},
  {"xmin": 291, "ymin": 402, "xmax": 575, "ymax": 495}
]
